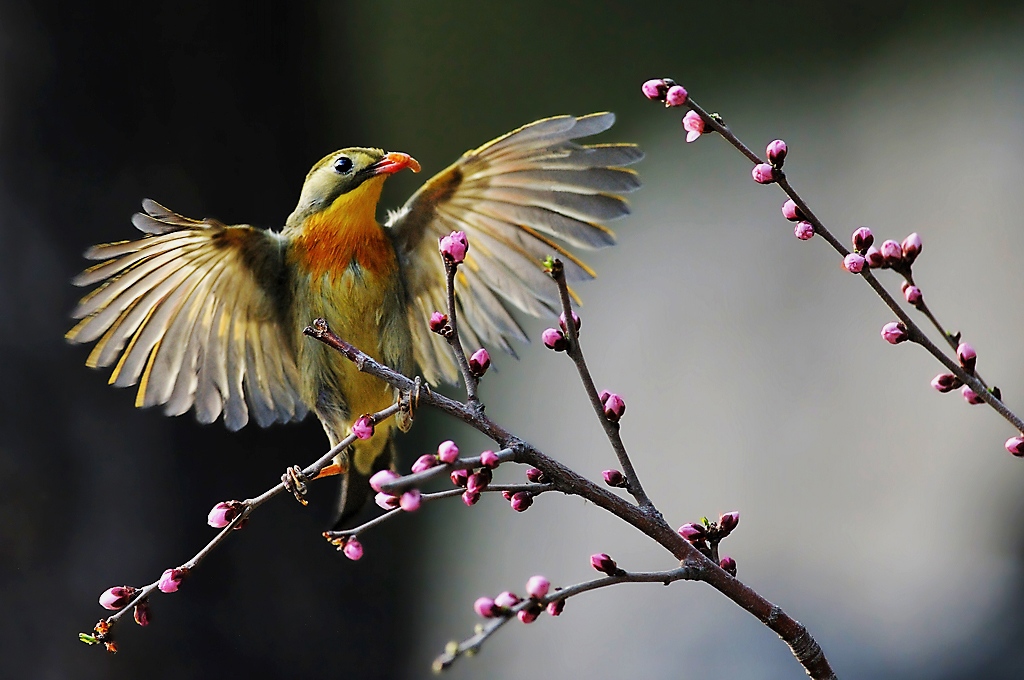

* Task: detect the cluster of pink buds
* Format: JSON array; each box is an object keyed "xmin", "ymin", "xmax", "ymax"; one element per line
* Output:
[
  {"xmin": 473, "ymin": 574, "xmax": 565, "ymax": 623},
  {"xmin": 678, "ymin": 512, "xmax": 740, "ymax": 563},
  {"xmin": 438, "ymin": 230, "xmax": 468, "ymax": 264},
  {"xmin": 369, "ymin": 469, "xmax": 421, "ymax": 512},
  {"xmin": 642, "ymin": 78, "xmax": 687, "ymax": 107},
  {"xmin": 930, "ymin": 343, "xmax": 992, "ymax": 406},
  {"xmin": 598, "ymin": 390, "xmax": 626, "ymax": 423},
  {"xmin": 351, "ymin": 415, "xmax": 374, "ymax": 440}
]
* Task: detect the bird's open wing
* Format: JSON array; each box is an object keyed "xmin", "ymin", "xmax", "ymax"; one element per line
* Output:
[
  {"xmin": 387, "ymin": 112, "xmax": 642, "ymax": 384},
  {"xmin": 66, "ymin": 199, "xmax": 307, "ymax": 430}
]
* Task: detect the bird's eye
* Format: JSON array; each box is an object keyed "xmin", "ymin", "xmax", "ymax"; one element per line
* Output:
[{"xmin": 333, "ymin": 156, "xmax": 353, "ymax": 174}]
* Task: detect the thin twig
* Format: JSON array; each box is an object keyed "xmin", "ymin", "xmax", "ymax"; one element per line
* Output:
[
  {"xmin": 444, "ymin": 260, "xmax": 482, "ymax": 411},
  {"xmin": 376, "ymin": 447, "xmax": 517, "ymax": 496}
]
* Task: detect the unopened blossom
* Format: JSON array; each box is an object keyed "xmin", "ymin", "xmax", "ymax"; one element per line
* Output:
[
  {"xmin": 880, "ymin": 240, "xmax": 902, "ymax": 267},
  {"xmin": 794, "ymin": 221, "xmax": 814, "ymax": 240},
  {"xmin": 751, "ymin": 163, "xmax": 775, "ymax": 184},
  {"xmin": 864, "ymin": 245, "xmax": 883, "ymax": 268},
  {"xmin": 962, "ymin": 385, "xmax": 985, "ymax": 405},
  {"xmin": 518, "ymin": 607, "xmax": 541, "ymax": 624},
  {"xmin": 559, "ymin": 310, "xmax": 581, "ymax": 335},
  {"xmin": 782, "ymin": 199, "xmax": 803, "ymax": 222},
  {"xmin": 428, "ymin": 311, "xmax": 448, "ymax": 333},
  {"xmin": 766, "ymin": 139, "xmax": 788, "ymax": 166},
  {"xmin": 369, "ymin": 469, "xmax": 400, "ymax": 493},
  {"xmin": 438, "ymin": 231, "xmax": 468, "ymax": 264},
  {"xmin": 133, "ymin": 601, "xmax": 152, "ymax": 627},
  {"xmin": 881, "ymin": 321, "xmax": 909, "ymax": 345},
  {"xmin": 462, "ymin": 490, "xmax": 481, "ymax": 506},
  {"xmin": 1005, "ymin": 436, "xmax": 1024, "ymax": 457},
  {"xmin": 450, "ymin": 468, "xmax": 469, "ymax": 487},
  {"xmin": 603, "ymin": 393, "xmax": 626, "ymax": 422},
  {"xmin": 641, "ymin": 78, "xmax": 669, "ymax": 101},
  {"xmin": 542, "ymin": 327, "xmax": 568, "ymax": 351},
  {"xmin": 437, "ymin": 440, "xmax": 459, "ymax": 464},
  {"xmin": 375, "ymin": 492, "xmax": 400, "ymax": 510},
  {"xmin": 718, "ymin": 511, "xmax": 740, "ymax": 535},
  {"xmin": 902, "ymin": 232, "xmax": 922, "ymax": 264},
  {"xmin": 469, "ymin": 348, "xmax": 491, "ymax": 376},
  {"xmin": 98, "ymin": 586, "xmax": 137, "ymax": 611},
  {"xmin": 931, "ymin": 373, "xmax": 960, "ymax": 393},
  {"xmin": 474, "ymin": 596, "xmax": 499, "ymax": 618},
  {"xmin": 957, "ymin": 343, "xmax": 977, "ymax": 373},
  {"xmin": 501, "ymin": 490, "xmax": 513, "ymax": 501},
  {"xmin": 590, "ymin": 553, "xmax": 619, "ymax": 575},
  {"xmin": 852, "ymin": 226, "xmax": 874, "ymax": 251},
  {"xmin": 510, "ymin": 491, "xmax": 534, "ymax": 512},
  {"xmin": 494, "ymin": 591, "xmax": 521, "ymax": 608},
  {"xmin": 678, "ymin": 523, "xmax": 706, "ymax": 543},
  {"xmin": 665, "ymin": 85, "xmax": 689, "ymax": 107},
  {"xmin": 682, "ymin": 110, "xmax": 704, "ymax": 142},
  {"xmin": 526, "ymin": 575, "xmax": 551, "ymax": 599},
  {"xmin": 467, "ymin": 469, "xmax": 491, "ymax": 494},
  {"xmin": 843, "ymin": 253, "xmax": 866, "ymax": 273},
  {"xmin": 525, "ymin": 467, "xmax": 546, "ymax": 483},
  {"xmin": 602, "ymin": 469, "xmax": 625, "ymax": 487},
  {"xmin": 904, "ymin": 285, "xmax": 922, "ymax": 305},
  {"xmin": 351, "ymin": 415, "xmax": 374, "ymax": 440},
  {"xmin": 547, "ymin": 598, "xmax": 565, "ymax": 616},
  {"xmin": 720, "ymin": 556, "xmax": 738, "ymax": 577},
  {"xmin": 343, "ymin": 538, "xmax": 363, "ymax": 561},
  {"xmin": 411, "ymin": 454, "xmax": 438, "ymax": 474},
  {"xmin": 158, "ymin": 568, "xmax": 186, "ymax": 594},
  {"xmin": 207, "ymin": 500, "xmax": 244, "ymax": 529},
  {"xmin": 479, "ymin": 450, "xmax": 500, "ymax": 469},
  {"xmin": 400, "ymin": 489, "xmax": 422, "ymax": 512}
]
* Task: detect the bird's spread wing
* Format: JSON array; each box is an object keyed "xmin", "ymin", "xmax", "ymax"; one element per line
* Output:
[
  {"xmin": 67, "ymin": 199, "xmax": 308, "ymax": 430},
  {"xmin": 387, "ymin": 112, "xmax": 642, "ymax": 384}
]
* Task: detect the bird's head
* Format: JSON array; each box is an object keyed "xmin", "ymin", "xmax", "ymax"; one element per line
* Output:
[{"xmin": 286, "ymin": 147, "xmax": 420, "ymax": 228}]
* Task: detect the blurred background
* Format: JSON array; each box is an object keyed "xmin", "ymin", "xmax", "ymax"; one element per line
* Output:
[{"xmin": 2, "ymin": 1, "xmax": 1024, "ymax": 677}]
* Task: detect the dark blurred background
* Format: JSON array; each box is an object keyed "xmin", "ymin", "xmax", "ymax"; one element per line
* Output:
[{"xmin": 2, "ymin": 1, "xmax": 1024, "ymax": 678}]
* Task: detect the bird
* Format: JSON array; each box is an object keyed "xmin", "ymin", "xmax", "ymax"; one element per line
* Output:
[{"xmin": 66, "ymin": 112, "xmax": 642, "ymax": 526}]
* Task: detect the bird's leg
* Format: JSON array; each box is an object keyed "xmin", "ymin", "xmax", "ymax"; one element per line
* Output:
[{"xmin": 395, "ymin": 376, "xmax": 427, "ymax": 432}]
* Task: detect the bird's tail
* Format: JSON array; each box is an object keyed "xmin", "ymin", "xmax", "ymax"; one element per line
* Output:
[{"xmin": 333, "ymin": 436, "xmax": 397, "ymax": 530}]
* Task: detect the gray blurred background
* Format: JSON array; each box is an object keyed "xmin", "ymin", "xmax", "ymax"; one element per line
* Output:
[{"xmin": 2, "ymin": 1, "xmax": 1023, "ymax": 678}]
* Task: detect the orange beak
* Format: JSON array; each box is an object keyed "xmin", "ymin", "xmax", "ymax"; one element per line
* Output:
[{"xmin": 370, "ymin": 151, "xmax": 421, "ymax": 176}]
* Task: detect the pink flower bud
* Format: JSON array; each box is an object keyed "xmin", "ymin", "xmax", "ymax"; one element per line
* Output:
[
  {"xmin": 99, "ymin": 586, "xmax": 137, "ymax": 611},
  {"xmin": 665, "ymin": 85, "xmax": 689, "ymax": 107},
  {"xmin": 1005, "ymin": 436, "xmax": 1024, "ymax": 457},
  {"xmin": 351, "ymin": 415, "xmax": 374, "ymax": 440},
  {"xmin": 590, "ymin": 553, "xmax": 620, "ymax": 575},
  {"xmin": 682, "ymin": 110, "xmax": 704, "ymax": 142},
  {"xmin": 719, "ymin": 556, "xmax": 737, "ymax": 576},
  {"xmin": 501, "ymin": 490, "xmax": 513, "ymax": 500},
  {"xmin": 678, "ymin": 523, "xmax": 706, "ymax": 543},
  {"xmin": 766, "ymin": 139, "xmax": 788, "ymax": 166},
  {"xmin": 598, "ymin": 389, "xmax": 611, "ymax": 403},
  {"xmin": 931, "ymin": 373, "xmax": 961, "ymax": 393},
  {"xmin": 375, "ymin": 492, "xmax": 400, "ymax": 510},
  {"xmin": 437, "ymin": 440, "xmax": 459, "ymax": 464},
  {"xmin": 782, "ymin": 199, "xmax": 804, "ymax": 222},
  {"xmin": 902, "ymin": 232, "xmax": 922, "ymax": 264},
  {"xmin": 450, "ymin": 468, "xmax": 469, "ymax": 487},
  {"xmin": 751, "ymin": 163, "xmax": 775, "ymax": 184},
  {"xmin": 400, "ymin": 489, "xmax": 422, "ymax": 512},
  {"xmin": 158, "ymin": 568, "xmax": 186, "ymax": 593},
  {"xmin": 369, "ymin": 469, "xmax": 400, "ymax": 493},
  {"xmin": 843, "ymin": 253, "xmax": 866, "ymax": 273},
  {"xmin": 957, "ymin": 343, "xmax": 977, "ymax": 373},
  {"xmin": 438, "ymin": 231, "xmax": 469, "ymax": 264},
  {"xmin": 641, "ymin": 78, "xmax": 669, "ymax": 101},
  {"xmin": 510, "ymin": 491, "xmax": 534, "ymax": 512},
  {"xmin": 542, "ymin": 327, "xmax": 568, "ymax": 351},
  {"xmin": 411, "ymin": 454, "xmax": 438, "ymax": 474},
  {"xmin": 525, "ymin": 575, "xmax": 551, "ymax": 599},
  {"xmin": 518, "ymin": 606, "xmax": 541, "ymax": 624},
  {"xmin": 479, "ymin": 450, "xmax": 500, "ymax": 469},
  {"xmin": 343, "ymin": 537, "xmax": 364, "ymax": 561},
  {"xmin": 525, "ymin": 467, "xmax": 546, "ymax": 483},
  {"xmin": 602, "ymin": 469, "xmax": 625, "ymax": 487},
  {"xmin": 469, "ymin": 348, "xmax": 491, "ymax": 376},
  {"xmin": 547, "ymin": 598, "xmax": 565, "ymax": 616},
  {"xmin": 494, "ymin": 591, "xmax": 521, "ymax": 608},
  {"xmin": 559, "ymin": 310, "xmax": 581, "ymax": 335},
  {"xmin": 904, "ymin": 285, "xmax": 922, "ymax": 306},
  {"xmin": 462, "ymin": 490, "xmax": 481, "ymax": 506},
  {"xmin": 794, "ymin": 221, "xmax": 815, "ymax": 240},
  {"xmin": 881, "ymin": 321, "xmax": 909, "ymax": 345},
  {"xmin": 718, "ymin": 511, "xmax": 740, "ymax": 535},
  {"xmin": 467, "ymin": 470, "xmax": 491, "ymax": 494},
  {"xmin": 962, "ymin": 385, "xmax": 985, "ymax": 405},
  {"xmin": 207, "ymin": 500, "xmax": 243, "ymax": 528},
  {"xmin": 474, "ymin": 596, "xmax": 499, "ymax": 618},
  {"xmin": 880, "ymin": 239, "xmax": 903, "ymax": 267},
  {"xmin": 428, "ymin": 311, "xmax": 448, "ymax": 333},
  {"xmin": 133, "ymin": 601, "xmax": 152, "ymax": 627},
  {"xmin": 864, "ymin": 245, "xmax": 883, "ymax": 268},
  {"xmin": 852, "ymin": 227, "xmax": 874, "ymax": 251},
  {"xmin": 603, "ymin": 393, "xmax": 626, "ymax": 422}
]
